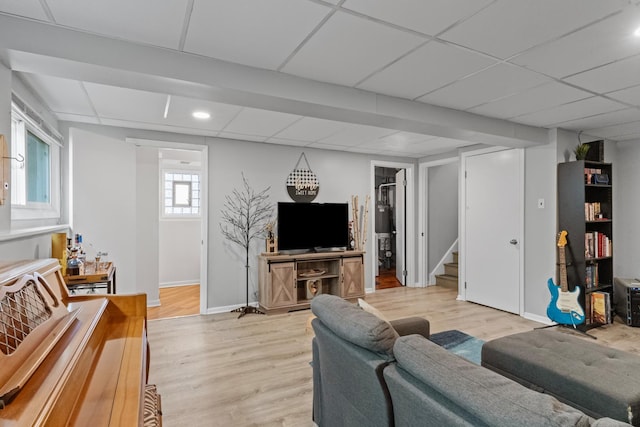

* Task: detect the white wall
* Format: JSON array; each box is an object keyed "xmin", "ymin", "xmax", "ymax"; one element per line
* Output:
[
  {"xmin": 136, "ymin": 146, "xmax": 160, "ymax": 304},
  {"xmin": 612, "ymin": 141, "xmax": 638, "ymax": 278},
  {"xmin": 427, "ymin": 162, "xmax": 458, "ymax": 273},
  {"xmin": 523, "ymin": 136, "xmax": 557, "ymax": 321},
  {"xmin": 159, "ymin": 219, "xmax": 200, "ymax": 286},
  {"xmin": 70, "ymin": 127, "xmax": 136, "ymax": 293}
]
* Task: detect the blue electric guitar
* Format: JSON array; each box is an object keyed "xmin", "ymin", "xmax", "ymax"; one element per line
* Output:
[{"xmin": 547, "ymin": 230, "xmax": 585, "ymax": 326}]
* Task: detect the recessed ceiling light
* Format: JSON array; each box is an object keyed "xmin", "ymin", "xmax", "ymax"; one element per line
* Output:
[
  {"xmin": 634, "ymin": 26, "xmax": 640, "ymax": 37},
  {"xmin": 192, "ymin": 111, "xmax": 210, "ymax": 120}
]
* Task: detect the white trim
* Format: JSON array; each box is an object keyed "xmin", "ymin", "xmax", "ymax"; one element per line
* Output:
[
  {"xmin": 206, "ymin": 301, "xmax": 259, "ymax": 315},
  {"xmin": 126, "ymin": 137, "xmax": 209, "ymax": 315},
  {"xmin": 460, "ymin": 146, "xmax": 525, "ymax": 315},
  {"xmin": 369, "ymin": 160, "xmax": 416, "ymax": 292},
  {"xmin": 428, "ymin": 239, "xmax": 458, "ymax": 285},
  {"xmin": 418, "ymin": 156, "xmax": 458, "ymax": 286},
  {"xmin": 0, "ymin": 224, "xmax": 69, "ymax": 242},
  {"xmin": 160, "ymin": 280, "xmax": 199, "ymax": 288},
  {"xmin": 523, "ymin": 312, "xmax": 553, "ymax": 325}
]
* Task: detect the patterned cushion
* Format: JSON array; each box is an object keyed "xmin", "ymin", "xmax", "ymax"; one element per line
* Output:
[{"xmin": 144, "ymin": 384, "xmax": 162, "ymax": 427}]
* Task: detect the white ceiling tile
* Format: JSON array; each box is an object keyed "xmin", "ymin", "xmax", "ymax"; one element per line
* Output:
[
  {"xmin": 264, "ymin": 137, "xmax": 310, "ymax": 147},
  {"xmin": 307, "ymin": 142, "xmax": 356, "ymax": 152},
  {"xmin": 469, "ymin": 82, "xmax": 592, "ymax": 119},
  {"xmin": 319, "ymin": 123, "xmax": 396, "ymax": 146},
  {"xmin": 605, "ymin": 85, "xmax": 640, "ymax": 107},
  {"xmin": 184, "ymin": 0, "xmax": 331, "ymax": 70},
  {"xmin": 587, "ymin": 120, "xmax": 640, "ymax": 140},
  {"xmin": 0, "ymin": 0, "xmax": 49, "ymax": 20},
  {"xmin": 46, "ymin": 0, "xmax": 189, "ymax": 49},
  {"xmin": 282, "ymin": 11, "xmax": 425, "ymax": 87},
  {"xmin": 217, "ymin": 131, "xmax": 267, "ymax": 143},
  {"xmin": 100, "ymin": 118, "xmax": 220, "ymax": 137},
  {"xmin": 342, "ymin": 0, "xmax": 493, "ymax": 36},
  {"xmin": 166, "ymin": 96, "xmax": 242, "ymax": 131},
  {"xmin": 440, "ymin": 0, "xmax": 628, "ymax": 59},
  {"xmin": 554, "ymin": 108, "xmax": 640, "ymax": 131},
  {"xmin": 84, "ymin": 83, "xmax": 167, "ymax": 123},
  {"xmin": 357, "ymin": 41, "xmax": 496, "ymax": 99},
  {"xmin": 513, "ymin": 97, "xmax": 626, "ymax": 127},
  {"xmin": 512, "ymin": 6, "xmax": 640, "ymax": 78},
  {"xmin": 19, "ymin": 72, "xmax": 94, "ymax": 116},
  {"xmin": 565, "ymin": 55, "xmax": 640, "ymax": 93},
  {"xmin": 409, "ymin": 137, "xmax": 473, "ymax": 153},
  {"xmin": 418, "ymin": 64, "xmax": 550, "ymax": 110},
  {"xmin": 222, "ymin": 107, "xmax": 301, "ymax": 137},
  {"xmin": 272, "ymin": 117, "xmax": 346, "ymax": 142}
]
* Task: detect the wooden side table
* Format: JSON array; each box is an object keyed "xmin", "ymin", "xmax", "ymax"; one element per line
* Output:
[{"xmin": 63, "ymin": 262, "xmax": 116, "ymax": 294}]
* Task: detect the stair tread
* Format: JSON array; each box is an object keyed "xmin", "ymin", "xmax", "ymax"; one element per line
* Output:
[{"xmin": 436, "ymin": 274, "xmax": 458, "ymax": 279}]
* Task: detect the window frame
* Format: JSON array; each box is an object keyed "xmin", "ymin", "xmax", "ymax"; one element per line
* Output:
[
  {"xmin": 161, "ymin": 169, "xmax": 201, "ymax": 219},
  {"xmin": 10, "ymin": 103, "xmax": 61, "ymax": 221}
]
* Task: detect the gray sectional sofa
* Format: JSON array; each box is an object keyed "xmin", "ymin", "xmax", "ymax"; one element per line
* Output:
[{"xmin": 310, "ymin": 294, "xmax": 630, "ymax": 427}]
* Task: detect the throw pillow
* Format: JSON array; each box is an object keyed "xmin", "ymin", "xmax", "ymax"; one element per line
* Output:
[{"xmin": 358, "ymin": 298, "xmax": 390, "ymax": 323}]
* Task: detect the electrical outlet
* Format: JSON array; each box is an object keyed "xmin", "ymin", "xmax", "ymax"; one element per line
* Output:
[{"xmin": 537, "ymin": 198, "xmax": 545, "ymax": 209}]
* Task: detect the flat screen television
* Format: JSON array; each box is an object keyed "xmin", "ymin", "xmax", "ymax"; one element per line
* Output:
[{"xmin": 277, "ymin": 202, "xmax": 349, "ymax": 253}]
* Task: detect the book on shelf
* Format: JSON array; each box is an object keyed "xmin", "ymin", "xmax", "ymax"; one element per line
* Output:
[
  {"xmin": 584, "ymin": 232, "xmax": 612, "ymax": 258},
  {"xmin": 585, "ymin": 263, "xmax": 599, "ymax": 289},
  {"xmin": 584, "ymin": 202, "xmax": 606, "ymax": 221},
  {"xmin": 591, "ymin": 291, "xmax": 611, "ymax": 325},
  {"xmin": 584, "ymin": 168, "xmax": 602, "ymax": 184}
]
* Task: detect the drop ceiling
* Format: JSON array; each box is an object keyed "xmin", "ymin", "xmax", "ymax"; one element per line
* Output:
[{"xmin": 0, "ymin": 0, "xmax": 640, "ymax": 158}]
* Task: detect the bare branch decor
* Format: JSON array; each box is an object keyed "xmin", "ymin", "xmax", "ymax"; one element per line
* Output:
[{"xmin": 220, "ymin": 173, "xmax": 274, "ymax": 318}]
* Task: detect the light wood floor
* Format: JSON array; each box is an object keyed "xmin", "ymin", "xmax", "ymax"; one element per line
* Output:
[
  {"xmin": 147, "ymin": 285, "xmax": 200, "ymax": 321},
  {"xmin": 147, "ymin": 286, "xmax": 640, "ymax": 427}
]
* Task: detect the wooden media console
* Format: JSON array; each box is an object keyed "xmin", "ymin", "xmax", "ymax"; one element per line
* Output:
[{"xmin": 258, "ymin": 251, "xmax": 365, "ymax": 314}]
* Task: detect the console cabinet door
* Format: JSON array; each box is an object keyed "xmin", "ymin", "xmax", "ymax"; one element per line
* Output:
[
  {"xmin": 342, "ymin": 257, "xmax": 364, "ymax": 298},
  {"xmin": 268, "ymin": 262, "xmax": 296, "ymax": 308}
]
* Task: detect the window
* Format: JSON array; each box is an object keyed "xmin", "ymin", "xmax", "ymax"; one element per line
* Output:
[
  {"xmin": 11, "ymin": 101, "xmax": 61, "ymax": 220},
  {"xmin": 163, "ymin": 171, "xmax": 200, "ymax": 217}
]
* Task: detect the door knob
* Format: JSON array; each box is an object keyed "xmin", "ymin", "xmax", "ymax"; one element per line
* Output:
[{"xmin": 509, "ymin": 239, "xmax": 518, "ymax": 245}]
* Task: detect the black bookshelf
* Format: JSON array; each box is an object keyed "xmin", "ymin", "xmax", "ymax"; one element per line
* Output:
[{"xmin": 558, "ymin": 160, "xmax": 613, "ymax": 329}]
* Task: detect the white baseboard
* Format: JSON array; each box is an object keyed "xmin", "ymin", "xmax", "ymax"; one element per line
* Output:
[
  {"xmin": 206, "ymin": 301, "xmax": 259, "ymax": 315},
  {"xmin": 160, "ymin": 280, "xmax": 199, "ymax": 288},
  {"xmin": 523, "ymin": 311, "xmax": 553, "ymax": 325},
  {"xmin": 147, "ymin": 299, "xmax": 161, "ymax": 307}
]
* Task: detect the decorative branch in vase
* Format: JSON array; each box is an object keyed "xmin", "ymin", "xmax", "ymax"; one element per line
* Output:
[{"xmin": 220, "ymin": 173, "xmax": 273, "ymax": 318}]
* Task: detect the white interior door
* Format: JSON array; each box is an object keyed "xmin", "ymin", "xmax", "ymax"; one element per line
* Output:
[
  {"xmin": 465, "ymin": 149, "xmax": 521, "ymax": 313},
  {"xmin": 395, "ymin": 169, "xmax": 406, "ymax": 286}
]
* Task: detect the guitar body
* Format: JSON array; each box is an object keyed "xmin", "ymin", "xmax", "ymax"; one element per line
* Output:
[{"xmin": 547, "ymin": 278, "xmax": 585, "ymax": 325}]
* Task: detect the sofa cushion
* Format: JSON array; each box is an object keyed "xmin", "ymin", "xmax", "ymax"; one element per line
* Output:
[
  {"xmin": 482, "ymin": 329, "xmax": 640, "ymax": 425},
  {"xmin": 393, "ymin": 335, "xmax": 594, "ymax": 427},
  {"xmin": 311, "ymin": 294, "xmax": 399, "ymax": 360}
]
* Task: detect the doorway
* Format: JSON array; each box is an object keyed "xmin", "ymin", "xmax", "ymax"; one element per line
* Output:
[
  {"xmin": 155, "ymin": 148, "xmax": 203, "ymax": 319},
  {"xmin": 374, "ymin": 166, "xmax": 402, "ymax": 289},
  {"xmin": 372, "ymin": 162, "xmax": 416, "ymax": 291},
  {"xmin": 130, "ymin": 138, "xmax": 208, "ymax": 317},
  {"xmin": 461, "ymin": 148, "xmax": 523, "ymax": 314}
]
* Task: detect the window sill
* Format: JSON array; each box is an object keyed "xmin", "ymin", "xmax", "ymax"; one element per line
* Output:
[{"xmin": 0, "ymin": 224, "xmax": 69, "ymax": 242}]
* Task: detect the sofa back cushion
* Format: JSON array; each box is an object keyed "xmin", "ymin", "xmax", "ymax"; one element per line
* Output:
[
  {"xmin": 311, "ymin": 294, "xmax": 398, "ymax": 361},
  {"xmin": 391, "ymin": 335, "xmax": 594, "ymax": 427}
]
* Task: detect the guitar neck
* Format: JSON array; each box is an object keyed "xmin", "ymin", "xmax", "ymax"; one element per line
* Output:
[{"xmin": 558, "ymin": 246, "xmax": 569, "ymax": 292}]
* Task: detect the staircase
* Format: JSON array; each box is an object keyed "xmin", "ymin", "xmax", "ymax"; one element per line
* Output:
[{"xmin": 435, "ymin": 252, "xmax": 458, "ymax": 290}]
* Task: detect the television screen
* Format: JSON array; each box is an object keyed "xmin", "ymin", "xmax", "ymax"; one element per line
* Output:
[{"xmin": 277, "ymin": 202, "xmax": 349, "ymax": 253}]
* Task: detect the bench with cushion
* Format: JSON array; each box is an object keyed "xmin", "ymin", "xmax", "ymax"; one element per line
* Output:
[{"xmin": 482, "ymin": 329, "xmax": 640, "ymax": 426}]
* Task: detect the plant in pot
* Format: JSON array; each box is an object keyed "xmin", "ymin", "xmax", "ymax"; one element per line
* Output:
[{"xmin": 574, "ymin": 143, "xmax": 590, "ymax": 160}]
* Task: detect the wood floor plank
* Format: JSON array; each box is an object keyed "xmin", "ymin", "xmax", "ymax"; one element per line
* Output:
[
  {"xmin": 147, "ymin": 286, "xmax": 640, "ymax": 427},
  {"xmin": 147, "ymin": 285, "xmax": 200, "ymax": 320}
]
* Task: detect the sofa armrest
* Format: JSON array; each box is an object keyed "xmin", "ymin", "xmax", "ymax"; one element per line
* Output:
[{"xmin": 389, "ymin": 317, "xmax": 430, "ymax": 339}]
